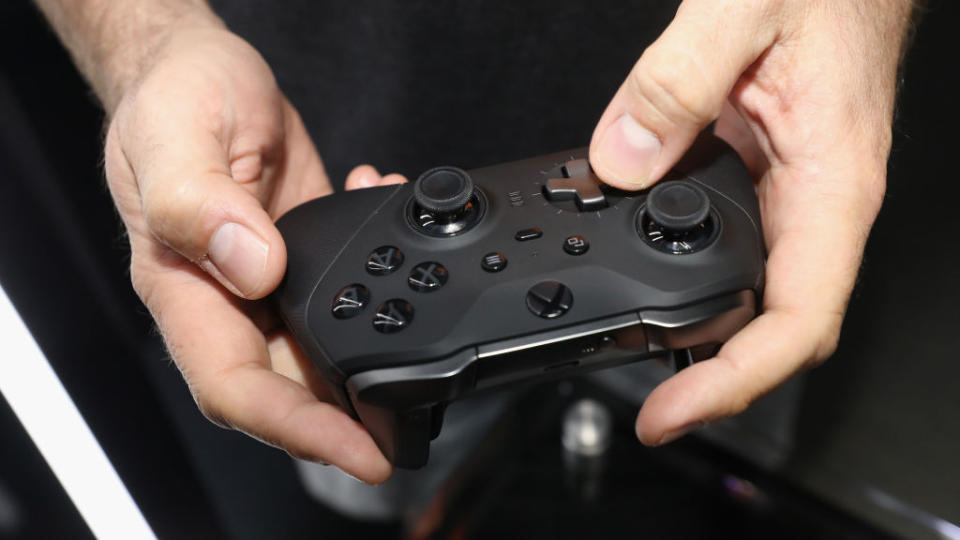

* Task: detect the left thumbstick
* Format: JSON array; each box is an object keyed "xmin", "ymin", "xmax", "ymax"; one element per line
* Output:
[{"xmin": 413, "ymin": 167, "xmax": 475, "ymax": 214}]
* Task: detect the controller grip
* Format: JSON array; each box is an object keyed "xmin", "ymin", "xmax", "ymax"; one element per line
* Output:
[
  {"xmin": 274, "ymin": 184, "xmax": 405, "ymax": 403},
  {"xmin": 276, "ymin": 184, "xmax": 404, "ymax": 309},
  {"xmin": 351, "ymin": 401, "xmax": 438, "ymax": 468}
]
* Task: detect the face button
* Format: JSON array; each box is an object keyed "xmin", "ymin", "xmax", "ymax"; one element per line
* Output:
[
  {"xmin": 331, "ymin": 284, "xmax": 370, "ymax": 319},
  {"xmin": 544, "ymin": 159, "xmax": 607, "ymax": 211},
  {"xmin": 481, "ymin": 252, "xmax": 508, "ymax": 272},
  {"xmin": 526, "ymin": 281, "xmax": 574, "ymax": 319},
  {"xmin": 373, "ymin": 299, "xmax": 415, "ymax": 334},
  {"xmin": 408, "ymin": 262, "xmax": 448, "ymax": 292},
  {"xmin": 366, "ymin": 246, "xmax": 404, "ymax": 275},
  {"xmin": 515, "ymin": 227, "xmax": 543, "ymax": 242},
  {"xmin": 563, "ymin": 235, "xmax": 589, "ymax": 255}
]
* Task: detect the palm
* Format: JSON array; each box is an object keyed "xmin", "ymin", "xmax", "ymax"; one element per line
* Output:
[{"xmin": 104, "ymin": 29, "xmax": 392, "ymax": 482}]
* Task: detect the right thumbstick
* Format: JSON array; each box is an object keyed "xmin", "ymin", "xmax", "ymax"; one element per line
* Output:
[{"xmin": 645, "ymin": 181, "xmax": 711, "ymax": 232}]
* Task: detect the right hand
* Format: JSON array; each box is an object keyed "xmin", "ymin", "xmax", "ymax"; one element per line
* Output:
[{"xmin": 103, "ymin": 26, "xmax": 404, "ymax": 483}]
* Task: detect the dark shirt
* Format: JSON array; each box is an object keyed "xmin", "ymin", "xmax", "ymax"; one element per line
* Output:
[{"xmin": 210, "ymin": 1, "xmax": 677, "ymax": 187}]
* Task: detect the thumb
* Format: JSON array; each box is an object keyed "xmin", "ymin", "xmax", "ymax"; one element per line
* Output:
[
  {"xmin": 589, "ymin": 1, "xmax": 777, "ymax": 190},
  {"xmin": 108, "ymin": 109, "xmax": 286, "ymax": 300}
]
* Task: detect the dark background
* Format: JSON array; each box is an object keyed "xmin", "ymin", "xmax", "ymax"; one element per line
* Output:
[{"xmin": 0, "ymin": 1, "xmax": 957, "ymax": 538}]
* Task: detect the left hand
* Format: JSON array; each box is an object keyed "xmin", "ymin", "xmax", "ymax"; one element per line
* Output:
[{"xmin": 588, "ymin": 1, "xmax": 915, "ymax": 445}]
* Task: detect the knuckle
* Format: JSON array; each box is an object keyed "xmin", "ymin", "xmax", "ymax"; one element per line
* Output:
[
  {"xmin": 812, "ymin": 327, "xmax": 842, "ymax": 367},
  {"xmin": 129, "ymin": 260, "xmax": 152, "ymax": 305},
  {"xmin": 177, "ymin": 366, "xmax": 234, "ymax": 430},
  {"xmin": 142, "ymin": 178, "xmax": 195, "ymax": 235},
  {"xmin": 193, "ymin": 389, "xmax": 232, "ymax": 430},
  {"xmin": 283, "ymin": 446, "xmax": 322, "ymax": 463},
  {"xmin": 629, "ymin": 46, "xmax": 719, "ymax": 126},
  {"xmin": 141, "ymin": 177, "xmax": 220, "ymax": 254},
  {"xmin": 804, "ymin": 311, "xmax": 845, "ymax": 369}
]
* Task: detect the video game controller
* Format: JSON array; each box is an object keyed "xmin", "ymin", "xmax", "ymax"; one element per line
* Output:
[{"xmin": 274, "ymin": 132, "xmax": 765, "ymax": 469}]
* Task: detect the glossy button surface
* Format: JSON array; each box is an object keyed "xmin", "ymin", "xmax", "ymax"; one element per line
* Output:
[
  {"xmin": 481, "ymin": 252, "xmax": 508, "ymax": 272},
  {"xmin": 408, "ymin": 262, "xmax": 448, "ymax": 292},
  {"xmin": 331, "ymin": 284, "xmax": 370, "ymax": 319},
  {"xmin": 515, "ymin": 227, "xmax": 543, "ymax": 241},
  {"xmin": 526, "ymin": 281, "xmax": 574, "ymax": 319},
  {"xmin": 373, "ymin": 299, "xmax": 415, "ymax": 333},
  {"xmin": 366, "ymin": 245, "xmax": 404, "ymax": 275},
  {"xmin": 563, "ymin": 235, "xmax": 589, "ymax": 255}
]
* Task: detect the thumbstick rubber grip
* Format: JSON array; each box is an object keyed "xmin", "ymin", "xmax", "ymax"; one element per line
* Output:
[
  {"xmin": 646, "ymin": 181, "xmax": 711, "ymax": 231},
  {"xmin": 413, "ymin": 166, "xmax": 474, "ymax": 214}
]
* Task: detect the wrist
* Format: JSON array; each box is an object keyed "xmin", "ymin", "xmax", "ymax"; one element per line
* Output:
[
  {"xmin": 36, "ymin": 0, "xmax": 225, "ymax": 114},
  {"xmin": 97, "ymin": 10, "xmax": 226, "ymax": 114}
]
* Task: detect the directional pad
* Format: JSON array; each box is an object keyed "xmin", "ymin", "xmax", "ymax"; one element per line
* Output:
[{"xmin": 544, "ymin": 159, "xmax": 607, "ymax": 211}]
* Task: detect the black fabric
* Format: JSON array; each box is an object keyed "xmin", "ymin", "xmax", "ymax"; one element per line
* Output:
[{"xmin": 209, "ymin": 1, "xmax": 679, "ymax": 187}]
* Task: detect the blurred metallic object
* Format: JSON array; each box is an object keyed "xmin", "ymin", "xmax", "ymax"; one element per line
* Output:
[
  {"xmin": 0, "ymin": 480, "xmax": 21, "ymax": 536},
  {"xmin": 562, "ymin": 398, "xmax": 612, "ymax": 457},
  {"xmin": 562, "ymin": 398, "xmax": 612, "ymax": 502}
]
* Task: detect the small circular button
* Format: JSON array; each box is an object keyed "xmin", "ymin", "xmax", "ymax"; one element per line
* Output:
[
  {"xmin": 366, "ymin": 246, "xmax": 404, "ymax": 275},
  {"xmin": 526, "ymin": 281, "xmax": 574, "ymax": 319},
  {"xmin": 373, "ymin": 299, "xmax": 415, "ymax": 334},
  {"xmin": 331, "ymin": 284, "xmax": 370, "ymax": 319},
  {"xmin": 481, "ymin": 252, "xmax": 508, "ymax": 272},
  {"xmin": 408, "ymin": 262, "xmax": 448, "ymax": 292},
  {"xmin": 646, "ymin": 181, "xmax": 711, "ymax": 232},
  {"xmin": 563, "ymin": 235, "xmax": 589, "ymax": 255},
  {"xmin": 414, "ymin": 166, "xmax": 475, "ymax": 214}
]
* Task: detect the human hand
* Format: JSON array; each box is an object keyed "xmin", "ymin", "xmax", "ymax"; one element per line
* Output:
[
  {"xmin": 589, "ymin": 1, "xmax": 915, "ymax": 445},
  {"xmin": 103, "ymin": 26, "xmax": 405, "ymax": 483}
]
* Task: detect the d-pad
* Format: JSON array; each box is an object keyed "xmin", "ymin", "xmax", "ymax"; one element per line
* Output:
[{"xmin": 544, "ymin": 159, "xmax": 607, "ymax": 211}]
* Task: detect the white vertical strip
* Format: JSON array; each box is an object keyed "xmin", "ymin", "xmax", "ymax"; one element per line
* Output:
[{"xmin": 0, "ymin": 285, "xmax": 155, "ymax": 540}]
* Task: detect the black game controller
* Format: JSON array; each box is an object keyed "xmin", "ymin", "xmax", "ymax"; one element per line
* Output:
[{"xmin": 274, "ymin": 133, "xmax": 765, "ymax": 468}]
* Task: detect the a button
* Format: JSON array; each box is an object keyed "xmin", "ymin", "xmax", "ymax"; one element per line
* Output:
[
  {"xmin": 366, "ymin": 246, "xmax": 404, "ymax": 275},
  {"xmin": 563, "ymin": 235, "xmax": 589, "ymax": 255},
  {"xmin": 373, "ymin": 299, "xmax": 415, "ymax": 333},
  {"xmin": 544, "ymin": 159, "xmax": 607, "ymax": 211},
  {"xmin": 331, "ymin": 284, "xmax": 370, "ymax": 319},
  {"xmin": 526, "ymin": 281, "xmax": 573, "ymax": 319},
  {"xmin": 515, "ymin": 228, "xmax": 543, "ymax": 241},
  {"xmin": 408, "ymin": 262, "xmax": 448, "ymax": 292},
  {"xmin": 481, "ymin": 252, "xmax": 508, "ymax": 272}
]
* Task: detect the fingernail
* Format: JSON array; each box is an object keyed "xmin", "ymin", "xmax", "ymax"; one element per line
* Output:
[
  {"xmin": 657, "ymin": 420, "xmax": 706, "ymax": 446},
  {"xmin": 596, "ymin": 114, "xmax": 661, "ymax": 187},
  {"xmin": 207, "ymin": 222, "xmax": 269, "ymax": 297}
]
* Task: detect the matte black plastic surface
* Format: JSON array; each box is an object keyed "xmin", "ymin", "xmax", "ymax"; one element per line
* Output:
[{"xmin": 274, "ymin": 132, "xmax": 765, "ymax": 467}]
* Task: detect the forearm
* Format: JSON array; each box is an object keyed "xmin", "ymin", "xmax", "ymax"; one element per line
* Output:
[{"xmin": 34, "ymin": 0, "xmax": 223, "ymax": 113}]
